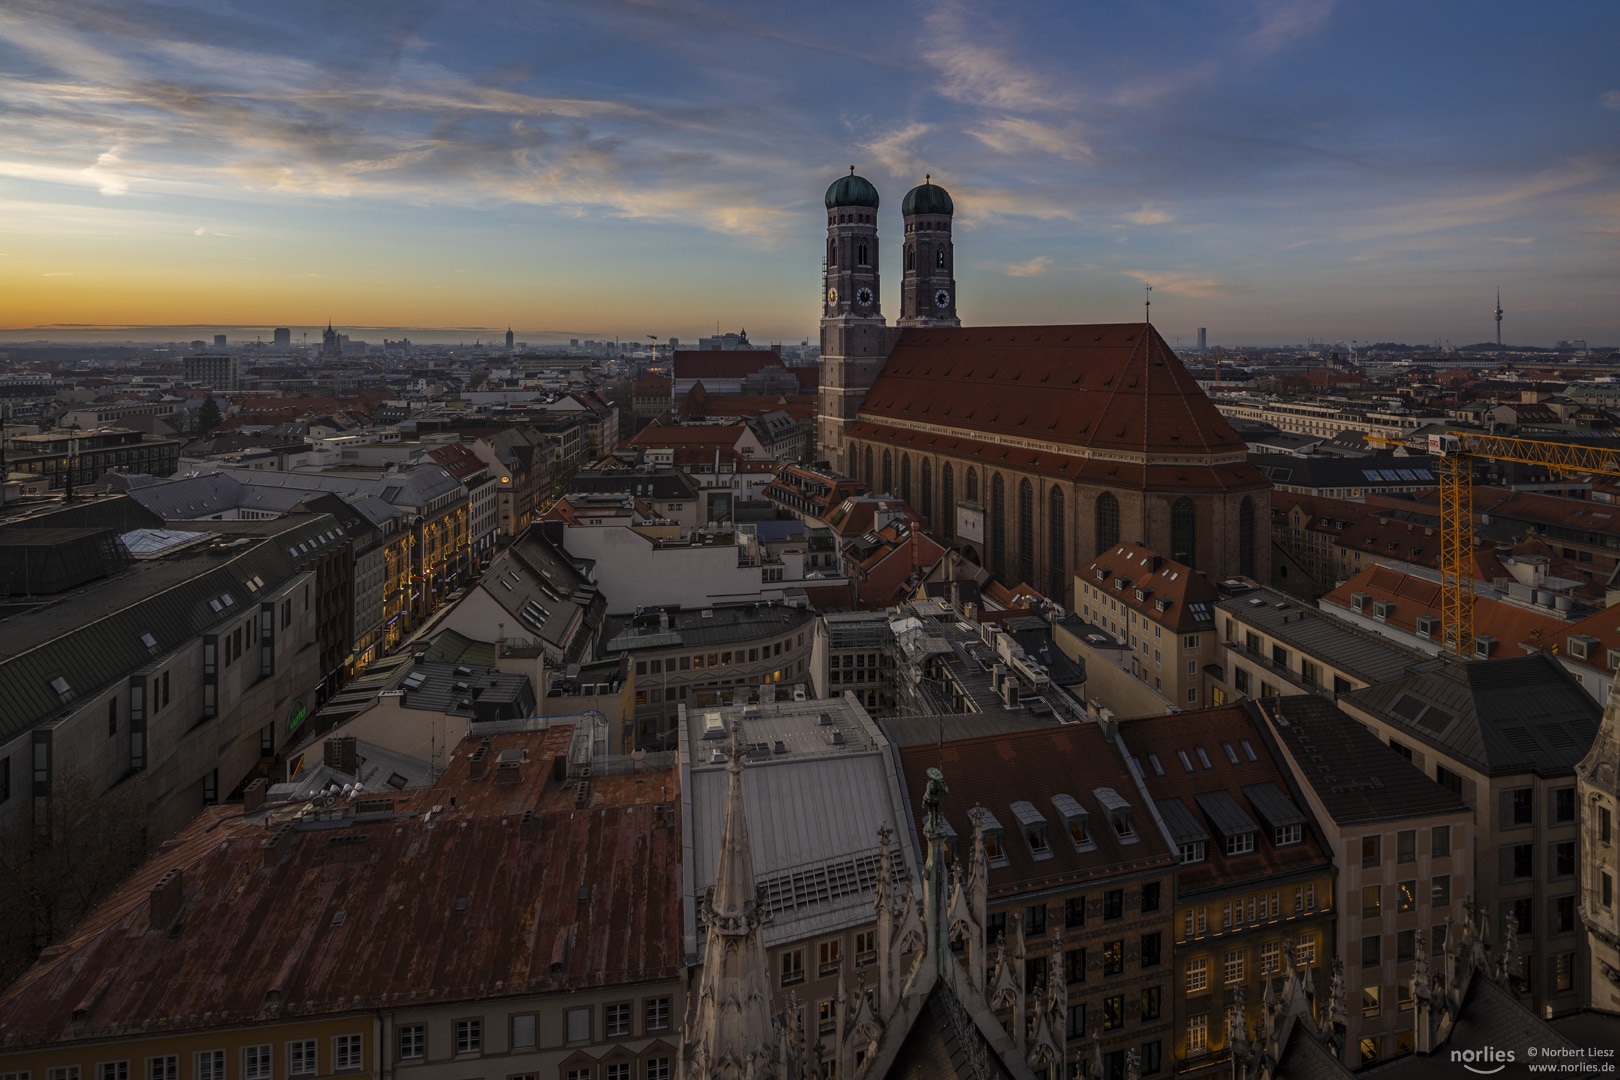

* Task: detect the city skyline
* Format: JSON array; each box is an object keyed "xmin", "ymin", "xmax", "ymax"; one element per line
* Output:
[{"xmin": 2, "ymin": 0, "xmax": 1619, "ymax": 346}]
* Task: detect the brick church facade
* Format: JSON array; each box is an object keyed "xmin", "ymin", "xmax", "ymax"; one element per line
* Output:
[{"xmin": 816, "ymin": 171, "xmax": 1271, "ymax": 604}]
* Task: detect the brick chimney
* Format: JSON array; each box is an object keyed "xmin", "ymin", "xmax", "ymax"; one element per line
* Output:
[
  {"xmin": 243, "ymin": 777, "xmax": 269, "ymax": 813},
  {"xmin": 149, "ymin": 867, "xmax": 184, "ymax": 929}
]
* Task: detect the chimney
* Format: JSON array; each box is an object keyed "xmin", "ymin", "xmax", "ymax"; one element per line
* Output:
[
  {"xmin": 468, "ymin": 746, "xmax": 489, "ymax": 780},
  {"xmin": 243, "ymin": 777, "xmax": 268, "ymax": 813},
  {"xmin": 325, "ymin": 737, "xmax": 359, "ymax": 776},
  {"xmin": 261, "ymin": 823, "xmax": 294, "ymax": 868},
  {"xmin": 149, "ymin": 867, "xmax": 184, "ymax": 929}
]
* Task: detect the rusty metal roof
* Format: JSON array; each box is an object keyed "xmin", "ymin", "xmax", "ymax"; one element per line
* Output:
[{"xmin": 0, "ymin": 729, "xmax": 682, "ymax": 1049}]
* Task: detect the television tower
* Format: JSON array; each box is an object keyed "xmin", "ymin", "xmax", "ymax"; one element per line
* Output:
[{"xmin": 1494, "ymin": 288, "xmax": 1503, "ymax": 347}]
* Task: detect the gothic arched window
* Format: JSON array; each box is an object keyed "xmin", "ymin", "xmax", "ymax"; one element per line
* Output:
[
  {"xmin": 900, "ymin": 454, "xmax": 912, "ymax": 504},
  {"xmin": 882, "ymin": 451, "xmax": 892, "ymax": 495},
  {"xmin": 990, "ymin": 474, "xmax": 1007, "ymax": 580},
  {"xmin": 940, "ymin": 464, "xmax": 954, "ymax": 539},
  {"xmin": 1171, "ymin": 497, "xmax": 1197, "ymax": 568},
  {"xmin": 965, "ymin": 468, "xmax": 979, "ymax": 504},
  {"xmin": 907, "ymin": 246, "xmax": 915, "ymax": 271},
  {"xmin": 1239, "ymin": 496, "xmax": 1256, "ymax": 578},
  {"xmin": 858, "ymin": 243, "xmax": 868, "ymax": 266},
  {"xmin": 1048, "ymin": 485, "xmax": 1066, "ymax": 600},
  {"xmin": 920, "ymin": 459, "xmax": 932, "ymax": 522},
  {"xmin": 828, "ymin": 238, "xmax": 837, "ymax": 266},
  {"xmin": 1017, "ymin": 479, "xmax": 1035, "ymax": 586},
  {"xmin": 863, "ymin": 445, "xmax": 874, "ymax": 488},
  {"xmin": 1095, "ymin": 492, "xmax": 1120, "ymax": 555},
  {"xmin": 937, "ymin": 247, "xmax": 946, "ymax": 269}
]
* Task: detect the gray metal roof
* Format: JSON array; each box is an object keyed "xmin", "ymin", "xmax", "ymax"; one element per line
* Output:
[
  {"xmin": 1156, "ymin": 797, "xmax": 1210, "ymax": 846},
  {"xmin": 1218, "ymin": 585, "xmax": 1424, "ymax": 685},
  {"xmin": 603, "ymin": 602, "xmax": 813, "ymax": 654},
  {"xmin": 1241, "ymin": 781, "xmax": 1309, "ymax": 830},
  {"xmin": 1049, "ymin": 792, "xmax": 1086, "ymax": 822},
  {"xmin": 1194, "ymin": 789, "xmax": 1259, "ymax": 839}
]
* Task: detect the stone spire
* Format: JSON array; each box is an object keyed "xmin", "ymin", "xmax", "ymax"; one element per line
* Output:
[{"xmin": 680, "ymin": 721, "xmax": 781, "ymax": 1080}]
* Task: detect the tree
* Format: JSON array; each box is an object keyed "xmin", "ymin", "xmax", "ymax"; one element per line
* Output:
[{"xmin": 197, "ymin": 395, "xmax": 222, "ymax": 436}]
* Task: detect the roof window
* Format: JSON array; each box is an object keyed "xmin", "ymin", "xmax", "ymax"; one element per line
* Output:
[
  {"xmin": 1011, "ymin": 800, "xmax": 1051, "ymax": 859},
  {"xmin": 971, "ymin": 806, "xmax": 1008, "ymax": 866},
  {"xmin": 1051, "ymin": 793, "xmax": 1093, "ymax": 851},
  {"xmin": 1093, "ymin": 787, "xmax": 1136, "ymax": 843}
]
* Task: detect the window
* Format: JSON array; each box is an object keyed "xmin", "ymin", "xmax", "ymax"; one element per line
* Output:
[
  {"xmin": 645, "ymin": 1060, "xmax": 671, "ymax": 1080},
  {"xmin": 855, "ymin": 930, "xmax": 875, "ymax": 965},
  {"xmin": 1555, "ymin": 841, "xmax": 1576, "ymax": 878},
  {"xmin": 1104, "ymin": 889, "xmax": 1123, "ymax": 920},
  {"xmin": 987, "ymin": 911, "xmax": 1006, "ymax": 946},
  {"xmin": 1170, "ymin": 498, "xmax": 1196, "ymax": 566},
  {"xmin": 1512, "ymin": 844, "xmax": 1533, "ymax": 879},
  {"xmin": 781, "ymin": 948, "xmax": 804, "ymax": 986},
  {"xmin": 606, "ymin": 1002, "xmax": 631, "ymax": 1038},
  {"xmin": 1234, "ymin": 667, "xmax": 1251, "ymax": 694},
  {"xmin": 1017, "ymin": 479, "xmax": 1035, "ymax": 586},
  {"xmin": 1104, "ymin": 939, "xmax": 1124, "ymax": 976},
  {"xmin": 819, "ymin": 938, "xmax": 842, "ymax": 975},
  {"xmin": 1432, "ymin": 824, "xmax": 1451, "ymax": 858},
  {"xmin": 1141, "ymin": 932, "xmax": 1161, "ymax": 968},
  {"xmin": 1362, "ymin": 834, "xmax": 1381, "ymax": 868},
  {"xmin": 1398, "ymin": 929, "xmax": 1416, "ymax": 962},
  {"xmin": 195, "ymin": 1054, "xmax": 224, "ymax": 1080},
  {"xmin": 1397, "ymin": 880, "xmax": 1416, "ymax": 913},
  {"xmin": 1555, "ymin": 952, "xmax": 1575, "ymax": 992},
  {"xmin": 1555, "ymin": 787, "xmax": 1575, "ymax": 824},
  {"xmin": 289, "ymin": 1041, "xmax": 316, "ymax": 1077},
  {"xmin": 1555, "ymin": 895, "xmax": 1576, "ymax": 934},
  {"xmin": 1141, "ymin": 984, "xmax": 1162, "ymax": 1021},
  {"xmin": 50, "ymin": 1070, "xmax": 80, "ymax": 1080},
  {"xmin": 1066, "ymin": 947, "xmax": 1087, "ymax": 984},
  {"xmin": 1362, "ymin": 884, "xmax": 1381, "ymax": 918},
  {"xmin": 1187, "ymin": 957, "xmax": 1209, "ymax": 993},
  {"xmin": 1362, "ymin": 986, "xmax": 1382, "ymax": 1018},
  {"xmin": 1180, "ymin": 840, "xmax": 1206, "ymax": 864},
  {"xmin": 1224, "ymin": 949, "xmax": 1245, "ymax": 985},
  {"xmin": 244, "ymin": 1047, "xmax": 270, "ymax": 1080},
  {"xmin": 1141, "ymin": 1041, "xmax": 1162, "ymax": 1077},
  {"xmin": 400, "ymin": 1025, "xmax": 426, "ymax": 1059},
  {"xmin": 1436, "ymin": 764, "xmax": 1463, "ymax": 798},
  {"xmin": 1187, "ymin": 1014, "xmax": 1209, "ymax": 1054},
  {"xmin": 1067, "ymin": 1003, "xmax": 1087, "ymax": 1039},
  {"xmin": 566, "ymin": 1007, "xmax": 592, "ymax": 1043},
  {"xmin": 455, "ymin": 1019, "xmax": 481, "ymax": 1055},
  {"xmin": 1095, "ymin": 493, "xmax": 1120, "ymax": 555},
  {"xmin": 1397, "ymin": 829, "xmax": 1416, "ymax": 863},
  {"xmin": 606, "ymin": 1066, "xmax": 631, "ymax": 1080},
  {"xmin": 1509, "ymin": 787, "xmax": 1533, "ymax": 827},
  {"xmin": 1274, "ymin": 824, "xmax": 1301, "ymax": 847},
  {"xmin": 1603, "ymin": 807, "xmax": 1613, "ymax": 845},
  {"xmin": 1025, "ymin": 955, "xmax": 1049, "ymax": 994},
  {"xmin": 645, "ymin": 995, "xmax": 671, "ymax": 1031},
  {"xmin": 1295, "ymin": 933, "xmax": 1316, "ymax": 965},
  {"xmin": 1433, "ymin": 874, "xmax": 1450, "ymax": 907},
  {"xmin": 565, "ymin": 1071, "xmax": 590, "ymax": 1080},
  {"xmin": 147, "ymin": 1057, "xmax": 177, "ymax": 1080},
  {"xmin": 1049, "ymin": 485, "xmax": 1066, "ymax": 600},
  {"xmin": 100, "ymin": 1065, "xmax": 129, "ymax": 1080},
  {"xmin": 1103, "ymin": 994, "xmax": 1124, "ymax": 1031},
  {"xmin": 1362, "ymin": 935, "xmax": 1381, "ymax": 967},
  {"xmin": 1225, "ymin": 831, "xmax": 1255, "ymax": 856},
  {"xmin": 1065, "ymin": 896, "xmax": 1086, "ymax": 929},
  {"xmin": 1300, "ymin": 659, "xmax": 1320, "ymax": 688},
  {"xmin": 333, "ymin": 1036, "xmax": 361, "ymax": 1073},
  {"xmin": 818, "ymin": 999, "xmax": 836, "ymax": 1035},
  {"xmin": 1141, "ymin": 882, "xmax": 1161, "ymax": 913}
]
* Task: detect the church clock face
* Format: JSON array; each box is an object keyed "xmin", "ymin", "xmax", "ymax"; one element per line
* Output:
[
  {"xmin": 934, "ymin": 288, "xmax": 951, "ymax": 309},
  {"xmin": 827, "ymin": 287, "xmax": 838, "ymax": 306},
  {"xmin": 855, "ymin": 286, "xmax": 874, "ymax": 307}
]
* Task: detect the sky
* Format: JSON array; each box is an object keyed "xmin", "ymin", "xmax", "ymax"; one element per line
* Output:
[{"xmin": 0, "ymin": 0, "xmax": 1617, "ymax": 348}]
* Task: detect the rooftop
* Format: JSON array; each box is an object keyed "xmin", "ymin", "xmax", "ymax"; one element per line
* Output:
[
  {"xmin": 1218, "ymin": 582, "xmax": 1426, "ymax": 685},
  {"xmin": 602, "ymin": 601, "xmax": 814, "ymax": 653}
]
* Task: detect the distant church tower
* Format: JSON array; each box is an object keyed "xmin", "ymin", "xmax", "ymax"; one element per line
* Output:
[
  {"xmin": 818, "ymin": 168, "xmax": 890, "ymax": 476},
  {"xmin": 898, "ymin": 177, "xmax": 959, "ymax": 327},
  {"xmin": 505, "ymin": 326, "xmax": 514, "ymax": 350}
]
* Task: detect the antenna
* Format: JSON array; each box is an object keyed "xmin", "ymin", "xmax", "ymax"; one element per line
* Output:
[{"xmin": 1144, "ymin": 284, "xmax": 1153, "ymax": 325}]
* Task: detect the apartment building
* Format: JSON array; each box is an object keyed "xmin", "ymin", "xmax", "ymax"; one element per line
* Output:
[
  {"xmin": 812, "ymin": 610, "xmax": 896, "ymax": 714},
  {"xmin": 1254, "ymin": 696, "xmax": 1474, "ymax": 1068},
  {"xmin": 1340, "ymin": 654, "xmax": 1599, "ymax": 1017},
  {"xmin": 1123, "ymin": 706, "xmax": 1336, "ymax": 1076},
  {"xmin": 1577, "ymin": 692, "xmax": 1620, "ymax": 1014}
]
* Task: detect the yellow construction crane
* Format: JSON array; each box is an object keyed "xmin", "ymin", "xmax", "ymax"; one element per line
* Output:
[{"xmin": 1372, "ymin": 431, "xmax": 1620, "ymax": 656}]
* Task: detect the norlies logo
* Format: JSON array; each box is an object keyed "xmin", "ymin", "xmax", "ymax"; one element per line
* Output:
[{"xmin": 1452, "ymin": 1047, "xmax": 1516, "ymax": 1074}]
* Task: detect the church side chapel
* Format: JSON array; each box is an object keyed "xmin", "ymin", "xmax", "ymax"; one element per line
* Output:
[{"xmin": 815, "ymin": 171, "xmax": 1271, "ymax": 605}]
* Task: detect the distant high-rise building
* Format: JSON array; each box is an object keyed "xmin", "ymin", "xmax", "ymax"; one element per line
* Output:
[
  {"xmin": 273, "ymin": 327, "xmax": 291, "ymax": 347},
  {"xmin": 1495, "ymin": 289, "xmax": 1504, "ymax": 347},
  {"xmin": 506, "ymin": 326, "xmax": 515, "ymax": 350},
  {"xmin": 322, "ymin": 321, "xmax": 342, "ymax": 359},
  {"xmin": 213, "ymin": 333, "xmax": 227, "ymax": 347},
  {"xmin": 189, "ymin": 340, "xmax": 206, "ymax": 351},
  {"xmin": 183, "ymin": 353, "xmax": 241, "ymax": 391},
  {"xmin": 571, "ymin": 338, "xmax": 580, "ymax": 347},
  {"xmin": 1197, "ymin": 327, "xmax": 1207, "ymax": 351}
]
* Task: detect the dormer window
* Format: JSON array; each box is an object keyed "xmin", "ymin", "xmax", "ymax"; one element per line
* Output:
[
  {"xmin": 1195, "ymin": 790, "xmax": 1260, "ymax": 858},
  {"xmin": 1051, "ymin": 793, "xmax": 1093, "ymax": 851},
  {"xmin": 1157, "ymin": 796, "xmax": 1209, "ymax": 865},
  {"xmin": 1181, "ymin": 840, "xmax": 1207, "ymax": 864},
  {"xmin": 1225, "ymin": 832, "xmax": 1256, "ymax": 855},
  {"xmin": 971, "ymin": 806, "xmax": 1009, "ymax": 867},
  {"xmin": 1011, "ymin": 801, "xmax": 1051, "ymax": 859},
  {"xmin": 1094, "ymin": 787, "xmax": 1136, "ymax": 843}
]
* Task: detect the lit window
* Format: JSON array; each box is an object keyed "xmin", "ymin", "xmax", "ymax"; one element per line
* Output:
[
  {"xmin": 1224, "ymin": 949, "xmax": 1245, "ymax": 985},
  {"xmin": 1187, "ymin": 1014, "xmax": 1209, "ymax": 1054},
  {"xmin": 1186, "ymin": 957, "xmax": 1208, "ymax": 993}
]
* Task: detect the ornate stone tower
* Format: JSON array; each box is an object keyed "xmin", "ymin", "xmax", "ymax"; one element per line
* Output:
[
  {"xmin": 818, "ymin": 168, "xmax": 890, "ymax": 476},
  {"xmin": 898, "ymin": 177, "xmax": 958, "ymax": 327}
]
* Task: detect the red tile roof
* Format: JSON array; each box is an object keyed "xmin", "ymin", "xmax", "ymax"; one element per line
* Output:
[
  {"xmin": 1322, "ymin": 564, "xmax": 1566, "ymax": 652},
  {"xmin": 0, "ymin": 729, "xmax": 682, "ymax": 1049},
  {"xmin": 896, "ymin": 725, "xmax": 1175, "ymax": 901},
  {"xmin": 1079, "ymin": 542, "xmax": 1218, "ymax": 633},
  {"xmin": 856, "ymin": 324, "xmax": 1256, "ymax": 461},
  {"xmin": 628, "ymin": 420, "xmax": 749, "ymax": 448},
  {"xmin": 673, "ymin": 350, "xmax": 781, "ymax": 380},
  {"xmin": 1120, "ymin": 703, "xmax": 1331, "ymax": 895}
]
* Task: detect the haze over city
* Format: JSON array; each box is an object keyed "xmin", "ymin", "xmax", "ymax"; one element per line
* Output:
[{"xmin": 1, "ymin": 0, "xmax": 1617, "ymax": 346}]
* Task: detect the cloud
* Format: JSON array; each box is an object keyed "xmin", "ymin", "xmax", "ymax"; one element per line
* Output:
[
  {"xmin": 1491, "ymin": 236, "xmax": 1534, "ymax": 244},
  {"xmin": 1337, "ymin": 161, "xmax": 1608, "ymax": 243},
  {"xmin": 964, "ymin": 117, "xmax": 1093, "ymax": 165},
  {"xmin": 1123, "ymin": 205, "xmax": 1173, "ymax": 226},
  {"xmin": 920, "ymin": 0, "xmax": 1068, "ymax": 110},
  {"xmin": 1122, "ymin": 269, "xmax": 1238, "ymax": 298},
  {"xmin": 41, "ymin": 271, "xmax": 75, "ymax": 276},
  {"xmin": 860, "ymin": 123, "xmax": 933, "ymax": 177},
  {"xmin": 1604, "ymin": 90, "xmax": 1620, "ymax": 110},
  {"xmin": 1004, "ymin": 256, "xmax": 1051, "ymax": 277},
  {"xmin": 1243, "ymin": 0, "xmax": 1336, "ymax": 57}
]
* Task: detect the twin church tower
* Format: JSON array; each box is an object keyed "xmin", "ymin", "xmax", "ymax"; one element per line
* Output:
[{"xmin": 817, "ymin": 169, "xmax": 958, "ymax": 474}]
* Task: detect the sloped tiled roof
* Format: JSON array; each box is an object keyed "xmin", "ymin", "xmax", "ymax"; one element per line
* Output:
[{"xmin": 1079, "ymin": 541, "xmax": 1217, "ymax": 633}]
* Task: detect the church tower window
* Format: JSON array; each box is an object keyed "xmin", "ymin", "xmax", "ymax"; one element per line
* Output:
[
  {"xmin": 1239, "ymin": 497, "xmax": 1256, "ymax": 578},
  {"xmin": 990, "ymin": 474, "xmax": 1007, "ymax": 581},
  {"xmin": 1095, "ymin": 493, "xmax": 1120, "ymax": 555},
  {"xmin": 900, "ymin": 454, "xmax": 912, "ymax": 504},
  {"xmin": 1172, "ymin": 498, "xmax": 1198, "ymax": 568},
  {"xmin": 1018, "ymin": 479, "xmax": 1035, "ymax": 586},
  {"xmin": 828, "ymin": 238, "xmax": 837, "ymax": 266},
  {"xmin": 965, "ymin": 468, "xmax": 979, "ymax": 504},
  {"xmin": 864, "ymin": 446, "xmax": 874, "ymax": 488},
  {"xmin": 907, "ymin": 247, "xmax": 915, "ymax": 271},
  {"xmin": 921, "ymin": 459, "xmax": 933, "ymax": 522},
  {"xmin": 940, "ymin": 464, "xmax": 954, "ymax": 540},
  {"xmin": 882, "ymin": 451, "xmax": 893, "ymax": 495},
  {"xmin": 1049, "ymin": 486, "xmax": 1066, "ymax": 600},
  {"xmin": 937, "ymin": 248, "xmax": 946, "ymax": 269},
  {"xmin": 858, "ymin": 243, "xmax": 869, "ymax": 266}
]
